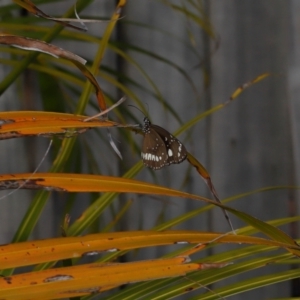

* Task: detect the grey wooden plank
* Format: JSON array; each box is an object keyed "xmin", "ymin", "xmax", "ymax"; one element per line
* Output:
[
  {"xmin": 0, "ymin": 0, "xmax": 297, "ymax": 298},
  {"xmin": 208, "ymin": 0, "xmax": 292, "ymax": 298}
]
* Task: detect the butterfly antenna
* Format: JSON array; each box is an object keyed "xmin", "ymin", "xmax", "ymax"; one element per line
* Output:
[
  {"xmin": 145, "ymin": 102, "xmax": 149, "ymax": 117},
  {"xmin": 128, "ymin": 104, "xmax": 147, "ymax": 117}
]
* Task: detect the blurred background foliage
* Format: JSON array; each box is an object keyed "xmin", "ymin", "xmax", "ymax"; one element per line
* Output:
[{"xmin": 0, "ymin": 0, "xmax": 299, "ymax": 299}]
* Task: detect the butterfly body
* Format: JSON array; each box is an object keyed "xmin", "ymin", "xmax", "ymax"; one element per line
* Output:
[{"xmin": 141, "ymin": 117, "xmax": 187, "ymax": 170}]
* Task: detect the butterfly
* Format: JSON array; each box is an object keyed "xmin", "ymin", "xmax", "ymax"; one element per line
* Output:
[{"xmin": 141, "ymin": 117, "xmax": 187, "ymax": 170}]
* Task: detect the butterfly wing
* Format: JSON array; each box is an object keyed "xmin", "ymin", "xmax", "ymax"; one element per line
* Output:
[
  {"xmin": 151, "ymin": 124, "xmax": 187, "ymax": 165},
  {"xmin": 142, "ymin": 128, "xmax": 169, "ymax": 170},
  {"xmin": 142, "ymin": 124, "xmax": 187, "ymax": 170}
]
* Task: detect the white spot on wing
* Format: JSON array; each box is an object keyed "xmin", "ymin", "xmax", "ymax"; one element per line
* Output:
[{"xmin": 168, "ymin": 149, "xmax": 173, "ymax": 157}]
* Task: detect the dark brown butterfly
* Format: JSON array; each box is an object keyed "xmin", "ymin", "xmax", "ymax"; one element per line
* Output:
[{"xmin": 141, "ymin": 117, "xmax": 187, "ymax": 170}]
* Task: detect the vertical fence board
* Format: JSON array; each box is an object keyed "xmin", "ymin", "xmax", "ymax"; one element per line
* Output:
[
  {"xmin": 0, "ymin": 0, "xmax": 298, "ymax": 298},
  {"xmin": 208, "ymin": 0, "xmax": 292, "ymax": 298}
]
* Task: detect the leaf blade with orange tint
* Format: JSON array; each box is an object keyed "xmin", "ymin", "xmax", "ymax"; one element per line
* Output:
[
  {"xmin": 1, "ymin": 231, "xmax": 298, "ymax": 269},
  {"xmin": 0, "ymin": 256, "xmax": 208, "ymax": 299},
  {"xmin": 0, "ymin": 173, "xmax": 299, "ymax": 256},
  {"xmin": 0, "ymin": 111, "xmax": 122, "ymax": 139}
]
